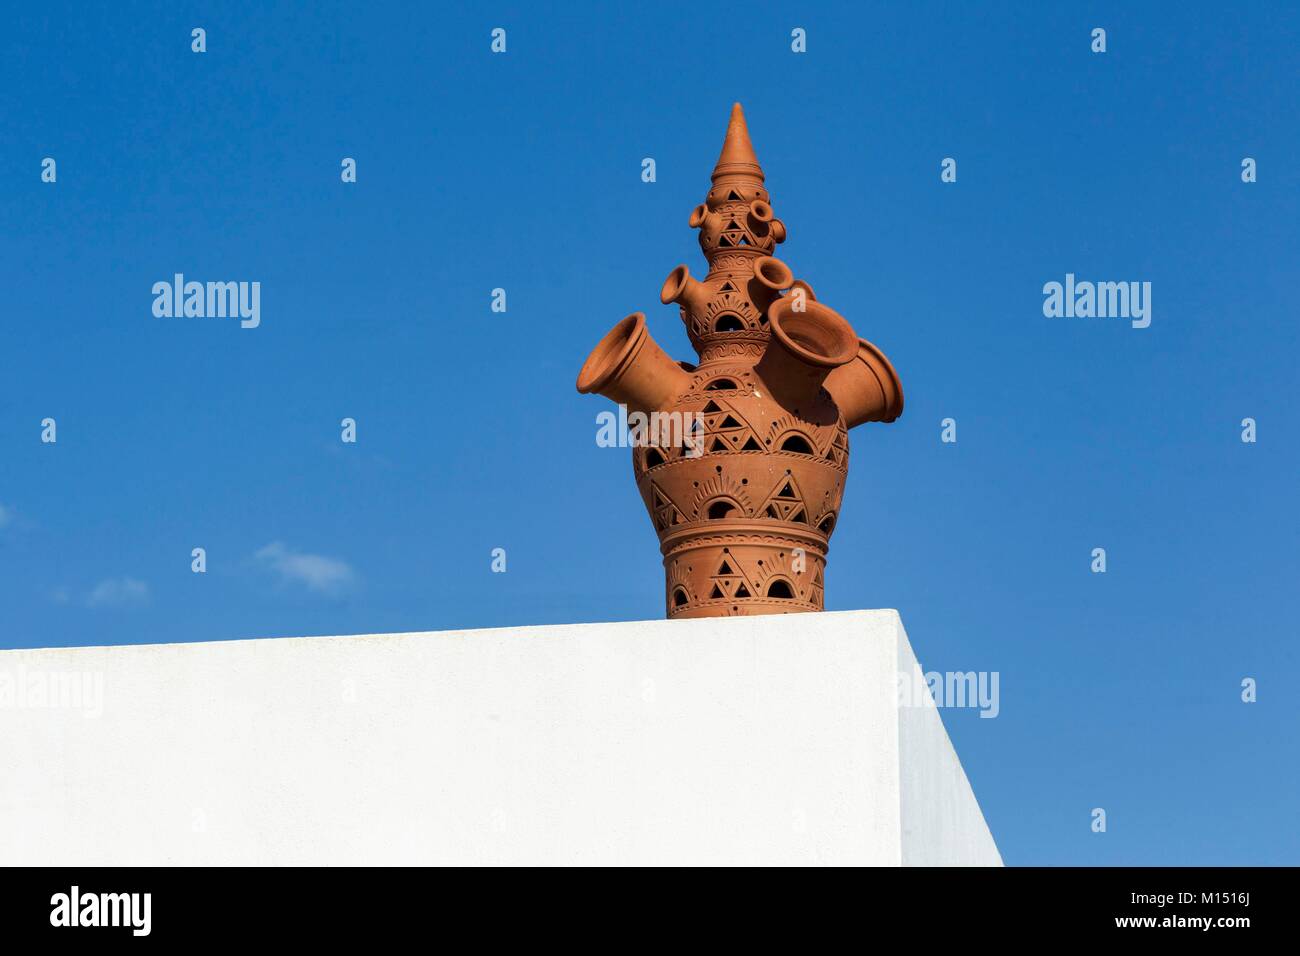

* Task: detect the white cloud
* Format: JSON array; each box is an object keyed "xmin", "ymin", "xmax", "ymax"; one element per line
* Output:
[
  {"xmin": 254, "ymin": 541, "xmax": 355, "ymax": 596},
  {"xmin": 86, "ymin": 577, "xmax": 150, "ymax": 608}
]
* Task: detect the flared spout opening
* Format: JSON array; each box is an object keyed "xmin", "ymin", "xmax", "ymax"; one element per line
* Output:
[
  {"xmin": 756, "ymin": 298, "xmax": 858, "ymax": 408},
  {"xmin": 823, "ymin": 337, "xmax": 905, "ymax": 426},
  {"xmin": 752, "ymin": 256, "xmax": 794, "ymax": 292},
  {"xmin": 660, "ymin": 264, "xmax": 710, "ymax": 320},
  {"xmin": 576, "ymin": 312, "xmax": 692, "ymax": 416},
  {"xmin": 768, "ymin": 299, "xmax": 857, "ymax": 368},
  {"xmin": 577, "ymin": 312, "xmax": 646, "ymax": 396},
  {"xmin": 660, "ymin": 265, "xmax": 690, "ymax": 305}
]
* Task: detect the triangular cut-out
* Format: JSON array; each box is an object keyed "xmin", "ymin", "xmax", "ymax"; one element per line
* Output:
[
  {"xmin": 766, "ymin": 505, "xmax": 780, "ymax": 519},
  {"xmin": 701, "ymin": 400, "xmax": 722, "ymax": 413},
  {"xmin": 717, "ymin": 234, "xmax": 733, "ymax": 246},
  {"xmin": 719, "ymin": 415, "xmax": 742, "ymax": 429},
  {"xmin": 709, "ymin": 438, "xmax": 727, "ymax": 452},
  {"xmin": 778, "ymin": 482, "xmax": 796, "ymax": 499},
  {"xmin": 726, "ymin": 190, "xmax": 741, "ymax": 201},
  {"xmin": 789, "ymin": 509, "xmax": 806, "ymax": 524},
  {"xmin": 735, "ymin": 584, "xmax": 751, "ymax": 597},
  {"xmin": 741, "ymin": 437, "xmax": 762, "ymax": 451},
  {"xmin": 738, "ymin": 236, "xmax": 750, "ymax": 246},
  {"xmin": 717, "ymin": 560, "xmax": 734, "ymax": 575},
  {"xmin": 719, "ymin": 281, "xmax": 737, "ymax": 292},
  {"xmin": 710, "ymin": 585, "xmax": 724, "ymax": 599}
]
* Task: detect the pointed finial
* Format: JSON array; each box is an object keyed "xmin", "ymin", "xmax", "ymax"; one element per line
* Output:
[{"xmin": 712, "ymin": 102, "xmax": 765, "ymax": 185}]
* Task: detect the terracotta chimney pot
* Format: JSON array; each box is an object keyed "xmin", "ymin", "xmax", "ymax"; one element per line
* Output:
[{"xmin": 577, "ymin": 104, "xmax": 903, "ymax": 618}]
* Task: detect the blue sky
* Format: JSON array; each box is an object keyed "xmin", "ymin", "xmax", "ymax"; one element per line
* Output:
[{"xmin": 2, "ymin": 1, "xmax": 1296, "ymax": 865}]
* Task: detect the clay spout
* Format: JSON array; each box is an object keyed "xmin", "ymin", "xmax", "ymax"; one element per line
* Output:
[
  {"xmin": 823, "ymin": 337, "xmax": 904, "ymax": 426},
  {"xmin": 755, "ymin": 297, "xmax": 858, "ymax": 408},
  {"xmin": 576, "ymin": 312, "xmax": 691, "ymax": 416},
  {"xmin": 749, "ymin": 255, "xmax": 794, "ymax": 313},
  {"xmin": 789, "ymin": 279, "xmax": 815, "ymax": 302},
  {"xmin": 660, "ymin": 264, "xmax": 710, "ymax": 316},
  {"xmin": 752, "ymin": 255, "xmax": 794, "ymax": 292}
]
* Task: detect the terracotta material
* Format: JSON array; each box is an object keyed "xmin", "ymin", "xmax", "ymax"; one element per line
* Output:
[{"xmin": 577, "ymin": 103, "xmax": 903, "ymax": 619}]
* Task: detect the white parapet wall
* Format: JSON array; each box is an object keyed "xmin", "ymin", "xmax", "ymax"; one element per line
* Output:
[{"xmin": 0, "ymin": 610, "xmax": 1000, "ymax": 866}]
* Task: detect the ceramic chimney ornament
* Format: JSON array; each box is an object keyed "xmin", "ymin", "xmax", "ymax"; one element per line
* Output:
[{"xmin": 577, "ymin": 103, "xmax": 903, "ymax": 619}]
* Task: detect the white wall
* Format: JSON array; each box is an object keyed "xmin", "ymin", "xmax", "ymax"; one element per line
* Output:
[
  {"xmin": 0, "ymin": 610, "xmax": 1000, "ymax": 866},
  {"xmin": 897, "ymin": 628, "xmax": 1004, "ymax": 866}
]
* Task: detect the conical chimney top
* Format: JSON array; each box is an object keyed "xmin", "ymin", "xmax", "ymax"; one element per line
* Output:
[{"xmin": 711, "ymin": 102, "xmax": 765, "ymax": 185}]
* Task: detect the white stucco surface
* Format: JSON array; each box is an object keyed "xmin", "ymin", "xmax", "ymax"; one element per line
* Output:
[{"xmin": 0, "ymin": 610, "xmax": 1000, "ymax": 866}]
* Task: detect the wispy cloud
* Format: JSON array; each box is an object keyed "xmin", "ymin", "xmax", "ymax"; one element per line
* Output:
[
  {"xmin": 85, "ymin": 577, "xmax": 150, "ymax": 608},
  {"xmin": 254, "ymin": 541, "xmax": 355, "ymax": 596}
]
